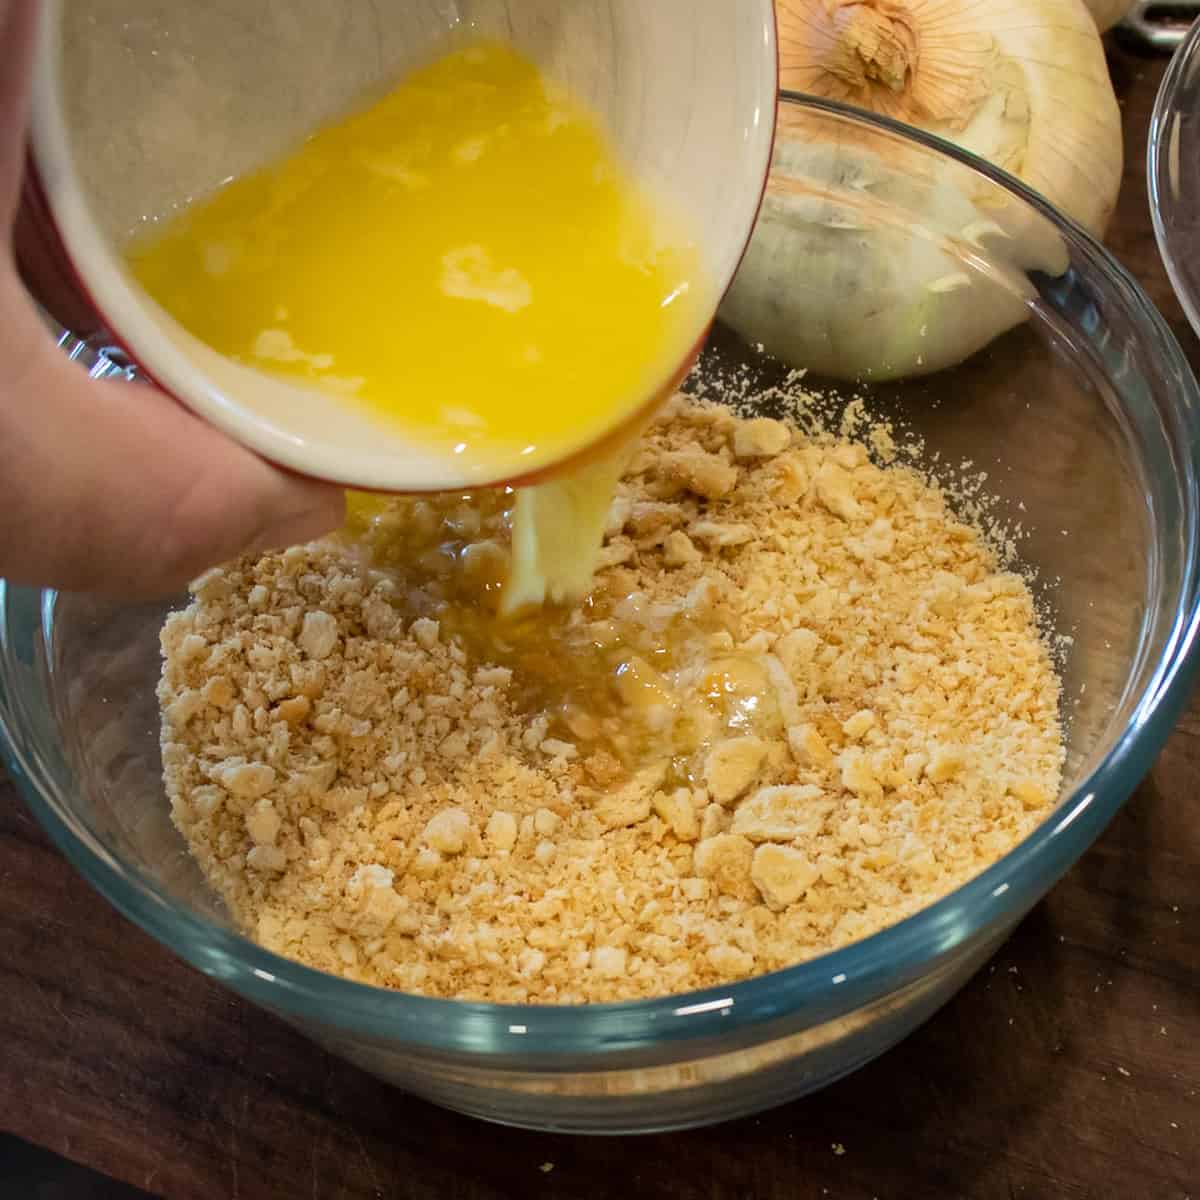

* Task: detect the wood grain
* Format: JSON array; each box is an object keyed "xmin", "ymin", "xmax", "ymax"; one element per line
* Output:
[{"xmin": 1, "ymin": 39, "xmax": 1197, "ymax": 1200}]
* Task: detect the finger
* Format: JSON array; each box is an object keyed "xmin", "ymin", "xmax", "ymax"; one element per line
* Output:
[
  {"xmin": 0, "ymin": 291, "xmax": 345, "ymax": 597},
  {"xmin": 0, "ymin": 0, "xmax": 38, "ymax": 229}
]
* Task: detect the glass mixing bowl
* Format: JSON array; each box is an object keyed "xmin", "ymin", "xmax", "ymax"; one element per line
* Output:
[
  {"xmin": 3, "ymin": 96, "xmax": 1199, "ymax": 1134},
  {"xmin": 1150, "ymin": 16, "xmax": 1200, "ymax": 337}
]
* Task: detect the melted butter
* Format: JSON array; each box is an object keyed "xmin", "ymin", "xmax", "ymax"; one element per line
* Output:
[
  {"xmin": 502, "ymin": 439, "xmax": 638, "ymax": 616},
  {"xmin": 342, "ymin": 491, "xmax": 785, "ymax": 782},
  {"xmin": 126, "ymin": 39, "xmax": 712, "ymax": 488},
  {"xmin": 702, "ymin": 657, "xmax": 782, "ymax": 738}
]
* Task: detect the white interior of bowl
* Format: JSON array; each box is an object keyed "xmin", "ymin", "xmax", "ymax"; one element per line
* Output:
[{"xmin": 30, "ymin": 0, "xmax": 777, "ymax": 491}]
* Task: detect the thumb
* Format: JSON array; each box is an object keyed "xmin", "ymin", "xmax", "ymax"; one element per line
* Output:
[{"xmin": 0, "ymin": 290, "xmax": 346, "ymax": 596}]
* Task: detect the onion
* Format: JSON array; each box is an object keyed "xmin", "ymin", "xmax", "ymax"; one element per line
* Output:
[{"xmin": 721, "ymin": 0, "xmax": 1122, "ymax": 381}]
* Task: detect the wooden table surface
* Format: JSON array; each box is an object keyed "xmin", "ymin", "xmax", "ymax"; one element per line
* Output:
[{"xmin": 2, "ymin": 39, "xmax": 1198, "ymax": 1200}]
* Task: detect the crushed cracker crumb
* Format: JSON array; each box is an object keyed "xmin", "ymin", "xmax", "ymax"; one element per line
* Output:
[{"xmin": 159, "ymin": 390, "xmax": 1063, "ymax": 1004}]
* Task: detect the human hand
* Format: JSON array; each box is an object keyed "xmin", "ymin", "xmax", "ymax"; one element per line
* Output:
[{"xmin": 0, "ymin": 0, "xmax": 344, "ymax": 596}]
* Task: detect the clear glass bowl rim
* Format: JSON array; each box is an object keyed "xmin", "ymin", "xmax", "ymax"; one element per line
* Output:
[
  {"xmin": 3, "ymin": 92, "xmax": 1199, "ymax": 1059},
  {"xmin": 1149, "ymin": 15, "xmax": 1200, "ymax": 339}
]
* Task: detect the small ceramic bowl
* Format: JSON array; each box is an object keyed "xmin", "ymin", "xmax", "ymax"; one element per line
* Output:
[{"xmin": 20, "ymin": 0, "xmax": 778, "ymax": 492}]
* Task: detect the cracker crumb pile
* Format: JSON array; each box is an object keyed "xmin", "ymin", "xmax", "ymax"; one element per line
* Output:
[{"xmin": 159, "ymin": 394, "xmax": 1063, "ymax": 1003}]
